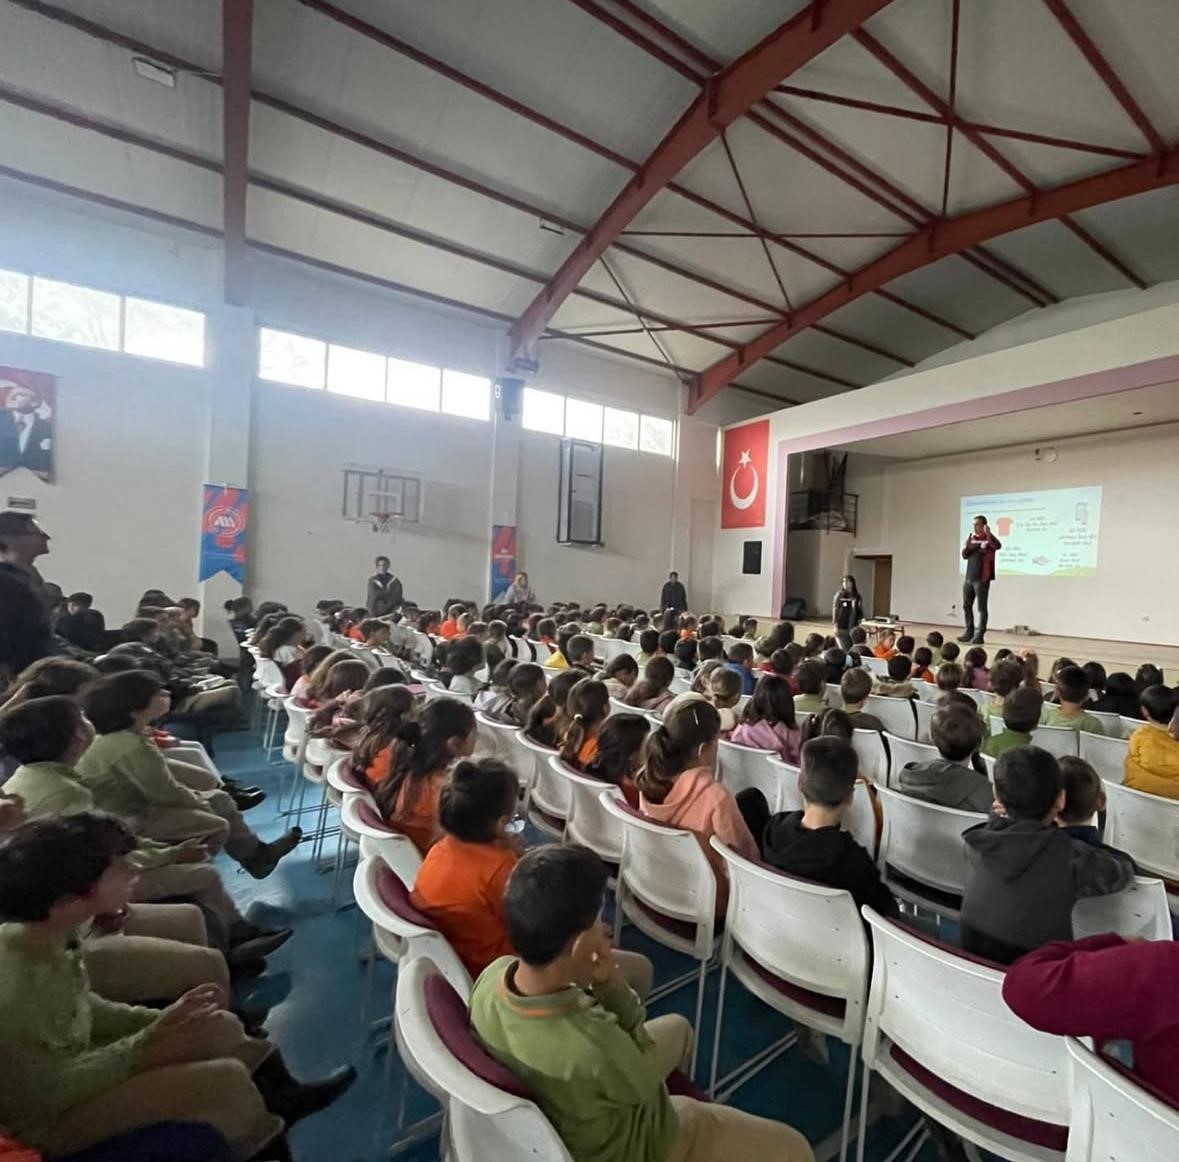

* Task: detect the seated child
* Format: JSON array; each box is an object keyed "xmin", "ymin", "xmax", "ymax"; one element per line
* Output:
[
  {"xmin": 445, "ymin": 636, "xmax": 486, "ymax": 698},
  {"xmin": 839, "ymin": 668, "xmax": 884, "ymax": 733},
  {"xmin": 934, "ymin": 661, "xmax": 964, "ymax": 697},
  {"xmin": 910, "ymin": 646, "xmax": 934, "ymax": 685},
  {"xmin": 673, "ymin": 638, "xmax": 698, "ymax": 675},
  {"xmin": 723, "ymin": 642, "xmax": 757, "ymax": 697},
  {"xmin": 584, "ymin": 713, "xmax": 648, "ymax": 809},
  {"xmin": 470, "ymin": 845, "xmax": 814, "ymax": 1162},
  {"xmin": 872, "ymin": 631, "xmax": 897, "ymax": 661},
  {"xmin": 353, "ymin": 685, "xmax": 416, "ymax": 787},
  {"xmin": 895, "ymin": 704, "xmax": 992, "ymax": 813},
  {"xmin": 792, "ymin": 660, "xmax": 828, "ymax": 716},
  {"xmin": 939, "ymin": 641, "xmax": 960, "ymax": 665},
  {"xmin": 982, "ymin": 686, "xmax": 1042, "ymax": 758},
  {"xmin": 873, "ymin": 655, "xmax": 916, "ymax": 699},
  {"xmin": 925, "ymin": 630, "xmax": 944, "ymax": 653},
  {"xmin": 1123, "ymin": 684, "xmax": 1179, "ymax": 799},
  {"xmin": 759, "ymin": 737, "xmax": 898, "ymax": 918},
  {"xmin": 600, "ymin": 654, "xmax": 640, "ymax": 701},
  {"xmin": 525, "ymin": 669, "xmax": 582, "ymax": 749},
  {"xmin": 706, "ymin": 666, "xmax": 743, "ymax": 734},
  {"xmin": 895, "ymin": 635, "xmax": 915, "ymax": 661},
  {"xmin": 962, "ymin": 646, "xmax": 989, "ymax": 692},
  {"xmin": 1056, "ymin": 756, "xmax": 1132, "ymax": 861},
  {"xmin": 961, "ymin": 747, "xmax": 1135, "ymax": 964},
  {"xmin": 730, "ymin": 676, "xmax": 801, "ymax": 764},
  {"xmin": 493, "ymin": 662, "xmax": 547, "ymax": 728},
  {"xmin": 984, "ymin": 657, "xmax": 1028, "ymax": 721},
  {"xmin": 624, "ymin": 657, "xmax": 676, "ymax": 715},
  {"xmin": 474, "ymin": 658, "xmax": 516, "ymax": 718},
  {"xmin": 769, "ymin": 647, "xmax": 798, "ymax": 693},
  {"xmin": 288, "ymin": 645, "xmax": 333, "ymax": 705},
  {"xmin": 1040, "ymin": 666, "xmax": 1106, "ymax": 735},
  {"xmin": 696, "ymin": 636, "xmax": 725, "ymax": 667},
  {"xmin": 375, "ymin": 699, "xmax": 477, "ymax": 854},
  {"xmin": 559, "ymin": 679, "xmax": 610, "ymax": 767}
]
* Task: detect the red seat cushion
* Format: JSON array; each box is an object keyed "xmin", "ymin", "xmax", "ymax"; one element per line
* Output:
[
  {"xmin": 740, "ymin": 948, "xmax": 847, "ymax": 1021},
  {"xmin": 888, "ymin": 1044, "xmax": 1068, "ymax": 1152},
  {"xmin": 424, "ymin": 974, "xmax": 532, "ymax": 1100},
  {"xmin": 356, "ymin": 799, "xmax": 396, "ymax": 833},
  {"xmin": 375, "ymin": 864, "xmax": 434, "ymax": 928}
]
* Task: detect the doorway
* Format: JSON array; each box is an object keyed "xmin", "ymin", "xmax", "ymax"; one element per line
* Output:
[{"xmin": 851, "ymin": 553, "xmax": 893, "ymax": 618}]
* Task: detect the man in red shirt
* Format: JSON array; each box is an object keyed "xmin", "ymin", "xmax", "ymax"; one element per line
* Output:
[{"xmin": 959, "ymin": 514, "xmax": 1001, "ymax": 645}]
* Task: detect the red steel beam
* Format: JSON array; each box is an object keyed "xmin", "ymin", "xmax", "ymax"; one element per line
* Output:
[
  {"xmin": 854, "ymin": 28, "xmax": 1147, "ymax": 289},
  {"xmin": 1041, "ymin": 0, "xmax": 1166, "ymax": 156},
  {"xmin": 691, "ymin": 148, "xmax": 1179, "ymax": 410},
  {"xmin": 221, "ymin": 0, "xmax": 253, "ymax": 305},
  {"xmin": 507, "ymin": 0, "xmax": 898, "ymax": 359}
]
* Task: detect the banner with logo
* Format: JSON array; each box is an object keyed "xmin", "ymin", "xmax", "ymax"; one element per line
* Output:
[
  {"xmin": 490, "ymin": 524, "xmax": 517, "ymax": 600},
  {"xmin": 0, "ymin": 366, "xmax": 56, "ymax": 482},
  {"xmin": 199, "ymin": 485, "xmax": 249, "ymax": 583},
  {"xmin": 720, "ymin": 419, "xmax": 769, "ymax": 529}
]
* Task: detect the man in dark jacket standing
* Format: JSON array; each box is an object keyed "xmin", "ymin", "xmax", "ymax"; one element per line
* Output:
[
  {"xmin": 366, "ymin": 555, "xmax": 403, "ymax": 616},
  {"xmin": 659, "ymin": 571, "xmax": 688, "ymax": 614},
  {"xmin": 960, "ymin": 514, "xmax": 1001, "ymax": 644},
  {"xmin": 0, "ymin": 511, "xmax": 53, "ymax": 678}
]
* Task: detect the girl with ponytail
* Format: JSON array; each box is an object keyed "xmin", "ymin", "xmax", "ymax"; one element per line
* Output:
[
  {"xmin": 558, "ymin": 679, "xmax": 611, "ymax": 767},
  {"xmin": 623, "ymin": 656, "xmax": 676, "ymax": 715},
  {"xmin": 637, "ymin": 695, "xmax": 758, "ymax": 913},
  {"xmin": 375, "ymin": 698, "xmax": 477, "ymax": 854},
  {"xmin": 353, "ymin": 684, "xmax": 417, "ymax": 787}
]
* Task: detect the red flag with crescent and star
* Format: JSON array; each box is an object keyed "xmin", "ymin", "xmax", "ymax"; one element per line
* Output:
[{"xmin": 720, "ymin": 419, "xmax": 769, "ymax": 529}]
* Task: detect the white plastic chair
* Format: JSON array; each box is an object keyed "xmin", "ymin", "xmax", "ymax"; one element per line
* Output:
[
  {"xmin": 845, "ymin": 781, "xmax": 880, "ymax": 861},
  {"xmin": 502, "ymin": 729, "xmax": 541, "ymax": 814},
  {"xmin": 670, "ymin": 675, "xmax": 691, "ymax": 695},
  {"xmin": 956, "ymin": 687, "xmax": 990, "ymax": 708},
  {"xmin": 1073, "ymin": 876, "xmax": 1173, "ymax": 942},
  {"xmin": 865, "ymin": 695, "xmax": 916, "ymax": 740},
  {"xmin": 884, "ymin": 735, "xmax": 941, "ymax": 786},
  {"xmin": 1063, "ymin": 1036, "xmax": 1179, "ymax": 1161},
  {"xmin": 857, "ymin": 908, "xmax": 1070, "ymax": 1162},
  {"xmin": 551, "ymin": 758, "xmax": 626, "ymax": 867},
  {"xmin": 599, "ymin": 793, "xmax": 718, "ymax": 1074},
  {"xmin": 395, "ymin": 957, "xmax": 574, "ymax": 1162},
  {"xmin": 852, "ymin": 728, "xmax": 889, "ymax": 785},
  {"xmin": 989, "ymin": 715, "xmax": 1006, "ymax": 737},
  {"xmin": 1119, "ymin": 716, "xmax": 1141, "ymax": 741},
  {"xmin": 826, "ymin": 682, "xmax": 845, "ymax": 710},
  {"xmin": 863, "ymin": 657, "xmax": 888, "ymax": 677},
  {"xmin": 1087, "ymin": 710, "xmax": 1125, "ymax": 737},
  {"xmin": 767, "ymin": 756, "xmax": 802, "ymax": 812},
  {"xmin": 915, "ymin": 681, "xmax": 939, "ymax": 704},
  {"xmin": 980, "ymin": 752, "xmax": 997, "ymax": 780},
  {"xmin": 1078, "ymin": 731, "xmax": 1129, "ymax": 785},
  {"xmin": 914, "ymin": 699, "xmax": 936, "ymax": 744},
  {"xmin": 715, "ymin": 739, "xmax": 782, "ymax": 810},
  {"xmin": 1104, "ymin": 781, "xmax": 1179, "ymax": 883},
  {"xmin": 473, "ymin": 710, "xmax": 517, "ymax": 765},
  {"xmin": 875, "ymin": 785, "xmax": 984, "ymax": 913},
  {"xmin": 710, "ymin": 840, "xmax": 869, "ymax": 1161},
  {"xmin": 517, "ymin": 732, "xmax": 567, "ymax": 837},
  {"xmin": 324, "ymin": 756, "xmax": 374, "ymax": 902},
  {"xmin": 1031, "ymin": 725, "xmax": 1081, "ymax": 759},
  {"xmin": 607, "ymin": 696, "xmax": 632, "ymax": 717},
  {"xmin": 340, "ymin": 796, "xmax": 423, "ymax": 887},
  {"xmin": 598, "ymin": 637, "xmax": 627, "ymax": 664}
]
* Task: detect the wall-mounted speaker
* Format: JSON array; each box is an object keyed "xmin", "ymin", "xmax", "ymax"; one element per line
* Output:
[{"xmin": 742, "ymin": 540, "xmax": 762, "ymax": 575}]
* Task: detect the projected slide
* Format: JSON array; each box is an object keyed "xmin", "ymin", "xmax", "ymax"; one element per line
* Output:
[{"xmin": 960, "ymin": 486, "xmax": 1103, "ymax": 578}]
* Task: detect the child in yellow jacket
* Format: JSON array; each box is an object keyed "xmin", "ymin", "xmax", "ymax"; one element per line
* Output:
[{"xmin": 1124, "ymin": 685, "xmax": 1179, "ymax": 799}]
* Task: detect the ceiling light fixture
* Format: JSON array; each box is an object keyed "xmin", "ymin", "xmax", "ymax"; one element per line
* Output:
[
  {"xmin": 132, "ymin": 57, "xmax": 177, "ymax": 88},
  {"xmin": 538, "ymin": 220, "xmax": 565, "ymax": 236}
]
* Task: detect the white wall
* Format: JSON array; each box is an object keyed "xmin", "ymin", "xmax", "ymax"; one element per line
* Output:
[{"xmin": 861, "ymin": 424, "xmax": 1179, "ymax": 645}]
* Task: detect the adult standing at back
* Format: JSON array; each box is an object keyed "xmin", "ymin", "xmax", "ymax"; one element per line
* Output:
[
  {"xmin": 366, "ymin": 555, "xmax": 402, "ymax": 617},
  {"xmin": 960, "ymin": 514, "xmax": 1001, "ymax": 645},
  {"xmin": 659, "ymin": 570, "xmax": 688, "ymax": 614},
  {"xmin": 499, "ymin": 571, "xmax": 535, "ymax": 607},
  {"xmin": 0, "ymin": 511, "xmax": 53, "ymax": 679},
  {"xmin": 831, "ymin": 574, "xmax": 863, "ymax": 649}
]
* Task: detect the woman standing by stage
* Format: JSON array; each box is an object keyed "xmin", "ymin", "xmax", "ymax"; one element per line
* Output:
[{"xmin": 832, "ymin": 575, "xmax": 863, "ymax": 649}]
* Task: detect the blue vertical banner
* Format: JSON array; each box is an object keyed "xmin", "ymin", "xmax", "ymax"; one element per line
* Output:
[
  {"xmin": 199, "ymin": 484, "xmax": 249, "ymax": 583},
  {"xmin": 490, "ymin": 524, "xmax": 517, "ymax": 600}
]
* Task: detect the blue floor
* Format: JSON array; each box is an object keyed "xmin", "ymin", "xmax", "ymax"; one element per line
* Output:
[{"xmin": 208, "ymin": 724, "xmax": 944, "ymax": 1162}]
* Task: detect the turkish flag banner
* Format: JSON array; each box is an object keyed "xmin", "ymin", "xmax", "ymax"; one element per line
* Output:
[{"xmin": 721, "ymin": 419, "xmax": 769, "ymax": 529}]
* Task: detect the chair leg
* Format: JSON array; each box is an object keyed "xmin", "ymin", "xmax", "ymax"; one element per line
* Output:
[
  {"xmin": 708, "ymin": 956, "xmax": 729, "ymax": 1098},
  {"xmin": 855, "ymin": 1061, "xmax": 871, "ymax": 1162},
  {"xmin": 839, "ymin": 1044, "xmax": 857, "ymax": 1162},
  {"xmin": 690, "ymin": 958, "xmax": 708, "ymax": 1079},
  {"xmin": 330, "ymin": 829, "xmax": 347, "ymax": 906}
]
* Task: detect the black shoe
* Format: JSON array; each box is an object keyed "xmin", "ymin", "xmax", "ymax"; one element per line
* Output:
[
  {"xmin": 231, "ymin": 787, "xmax": 268, "ymax": 811},
  {"xmin": 956, "ymin": 632, "xmax": 973, "ymax": 642},
  {"xmin": 229, "ymin": 956, "xmax": 269, "ymax": 981},
  {"xmin": 227, "ymin": 928, "xmax": 293, "ymax": 966},
  {"xmin": 242, "ymin": 829, "xmax": 302, "ymax": 880},
  {"xmin": 254, "ymin": 1053, "xmax": 357, "ymax": 1126},
  {"xmin": 972, "ymin": 634, "xmax": 986, "ymax": 645}
]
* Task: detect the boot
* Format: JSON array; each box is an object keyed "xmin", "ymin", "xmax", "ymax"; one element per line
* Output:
[
  {"xmin": 253, "ymin": 1050, "xmax": 357, "ymax": 1127},
  {"xmin": 227, "ymin": 927, "xmax": 293, "ymax": 966},
  {"xmin": 248, "ymin": 1131, "xmax": 291, "ymax": 1162},
  {"xmin": 956, "ymin": 631, "xmax": 973, "ymax": 642},
  {"xmin": 241, "ymin": 829, "xmax": 303, "ymax": 880},
  {"xmin": 231, "ymin": 786, "xmax": 268, "ymax": 812}
]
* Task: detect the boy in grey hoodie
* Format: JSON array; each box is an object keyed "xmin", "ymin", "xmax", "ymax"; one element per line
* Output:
[
  {"xmin": 961, "ymin": 746, "xmax": 1134, "ymax": 965},
  {"xmin": 895, "ymin": 704, "xmax": 992, "ymax": 813}
]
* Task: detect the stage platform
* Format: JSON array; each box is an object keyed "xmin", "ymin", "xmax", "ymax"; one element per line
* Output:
[{"xmin": 747, "ymin": 616, "xmax": 1177, "ymax": 683}]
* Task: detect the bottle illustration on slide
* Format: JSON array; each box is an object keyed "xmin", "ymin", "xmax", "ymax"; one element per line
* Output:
[{"xmin": 1075, "ymin": 502, "xmax": 1088, "ymax": 525}]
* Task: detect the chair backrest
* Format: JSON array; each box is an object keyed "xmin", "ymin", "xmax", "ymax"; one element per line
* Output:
[
  {"xmin": 825, "ymin": 683, "xmax": 845, "ymax": 710},
  {"xmin": 325, "ymin": 756, "xmax": 374, "ymax": 803},
  {"xmin": 710, "ymin": 839, "xmax": 869, "ymax": 1044},
  {"xmin": 1103, "ymin": 781, "xmax": 1179, "ymax": 881},
  {"xmin": 852, "ymin": 728, "xmax": 889, "ymax": 785},
  {"xmin": 473, "ymin": 711, "xmax": 517, "ymax": 764},
  {"xmin": 550, "ymin": 758, "xmax": 625, "ymax": 864},
  {"xmin": 1032, "ymin": 724, "xmax": 1081, "ymax": 758},
  {"xmin": 1078, "ymin": 731, "xmax": 1129, "ymax": 785},
  {"xmin": 670, "ymin": 675, "xmax": 691, "ymax": 695},
  {"xmin": 845, "ymin": 780, "xmax": 880, "ymax": 860},
  {"xmin": 599, "ymin": 795, "xmax": 716, "ymax": 958},
  {"xmin": 254, "ymin": 657, "xmax": 285, "ymax": 690},
  {"xmin": 884, "ymin": 735, "xmax": 941, "ymax": 786},
  {"xmin": 1073, "ymin": 876, "xmax": 1173, "ymax": 942},
  {"xmin": 861, "ymin": 908, "xmax": 1071, "ymax": 1130},
  {"xmin": 1087, "ymin": 710, "xmax": 1125, "ymax": 737},
  {"xmin": 1118, "ymin": 716, "xmax": 1141, "ymax": 741},
  {"xmin": 875, "ymin": 785, "xmax": 982, "ymax": 896},
  {"xmin": 524, "ymin": 739, "xmax": 570, "ymax": 827},
  {"xmin": 1064, "ymin": 1036, "xmax": 1179, "ymax": 1162},
  {"xmin": 283, "ymin": 700, "xmax": 311, "ymax": 744},
  {"xmin": 979, "ymin": 752, "xmax": 996, "ymax": 780},
  {"xmin": 598, "ymin": 637, "xmax": 626, "ymax": 663},
  {"xmin": 341, "ymin": 797, "xmax": 423, "ymax": 885},
  {"xmin": 865, "ymin": 695, "xmax": 916, "ymax": 740},
  {"xmin": 353, "ymin": 857, "xmax": 472, "ymax": 996},
  {"xmin": 715, "ymin": 739, "xmax": 782, "ymax": 810},
  {"xmin": 956, "ymin": 687, "xmax": 990, "ymax": 708},
  {"xmin": 394, "ymin": 957, "xmax": 574, "ymax": 1162},
  {"xmin": 915, "ymin": 681, "xmax": 940, "ymax": 704},
  {"xmin": 767, "ymin": 756, "xmax": 802, "ymax": 812},
  {"xmin": 1040, "ymin": 681, "xmax": 1056, "ymax": 699},
  {"xmin": 863, "ymin": 656, "xmax": 888, "ymax": 677},
  {"xmin": 502, "ymin": 729, "xmax": 542, "ymax": 798},
  {"xmin": 988, "ymin": 715, "xmax": 1004, "ymax": 737},
  {"xmin": 608, "ymin": 696, "xmax": 632, "ymax": 717},
  {"xmin": 914, "ymin": 698, "xmax": 936, "ymax": 744}
]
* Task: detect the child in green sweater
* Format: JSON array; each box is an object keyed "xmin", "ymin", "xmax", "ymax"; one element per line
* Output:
[
  {"xmin": 983, "ymin": 687, "xmax": 1043, "ymax": 758},
  {"xmin": 470, "ymin": 845, "xmax": 814, "ymax": 1162}
]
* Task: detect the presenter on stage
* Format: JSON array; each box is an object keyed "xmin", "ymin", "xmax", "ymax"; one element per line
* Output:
[{"xmin": 960, "ymin": 514, "xmax": 1001, "ymax": 644}]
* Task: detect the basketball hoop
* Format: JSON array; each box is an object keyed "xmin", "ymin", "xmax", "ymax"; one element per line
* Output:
[{"xmin": 370, "ymin": 511, "xmax": 396, "ymax": 534}]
